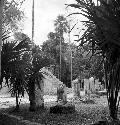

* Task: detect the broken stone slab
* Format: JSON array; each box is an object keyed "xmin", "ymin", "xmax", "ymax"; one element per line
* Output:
[{"xmin": 50, "ymin": 102, "xmax": 75, "ymax": 114}]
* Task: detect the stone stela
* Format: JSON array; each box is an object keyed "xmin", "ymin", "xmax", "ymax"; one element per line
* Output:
[{"xmin": 57, "ymin": 84, "xmax": 67, "ymax": 104}]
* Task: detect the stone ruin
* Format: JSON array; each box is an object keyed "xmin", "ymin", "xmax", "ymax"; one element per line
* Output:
[
  {"xmin": 72, "ymin": 77, "xmax": 104, "ymax": 99},
  {"xmin": 34, "ymin": 67, "xmax": 68, "ymax": 107}
]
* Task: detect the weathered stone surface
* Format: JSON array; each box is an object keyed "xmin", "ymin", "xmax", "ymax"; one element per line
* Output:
[
  {"xmin": 50, "ymin": 103, "xmax": 75, "ymax": 114},
  {"xmin": 40, "ymin": 67, "xmax": 63, "ymax": 95},
  {"xmin": 35, "ymin": 83, "xmax": 44, "ymax": 108},
  {"xmin": 57, "ymin": 84, "xmax": 67, "ymax": 103}
]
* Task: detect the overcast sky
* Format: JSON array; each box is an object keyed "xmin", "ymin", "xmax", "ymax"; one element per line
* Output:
[
  {"xmin": 20, "ymin": 0, "xmax": 80, "ymax": 45},
  {"xmin": 21, "ymin": 0, "xmax": 97, "ymax": 45}
]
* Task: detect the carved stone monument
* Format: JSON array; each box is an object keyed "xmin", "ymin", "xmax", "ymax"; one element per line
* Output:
[{"xmin": 57, "ymin": 84, "xmax": 67, "ymax": 104}]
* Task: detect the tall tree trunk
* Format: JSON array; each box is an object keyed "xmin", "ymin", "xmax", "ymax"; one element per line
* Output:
[
  {"xmin": 29, "ymin": 85, "xmax": 36, "ymax": 111},
  {"xmin": 28, "ymin": 74, "xmax": 44, "ymax": 111},
  {"xmin": 15, "ymin": 91, "xmax": 19, "ymax": 110},
  {"xmin": 108, "ymin": 74, "xmax": 118, "ymax": 120},
  {"xmin": 0, "ymin": 0, "xmax": 4, "ymax": 79},
  {"xmin": 28, "ymin": 76, "xmax": 36, "ymax": 111},
  {"xmin": 32, "ymin": 0, "xmax": 34, "ymax": 43},
  {"xmin": 105, "ymin": 56, "xmax": 120, "ymax": 120}
]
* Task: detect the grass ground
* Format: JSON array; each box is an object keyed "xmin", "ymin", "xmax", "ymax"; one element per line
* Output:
[
  {"xmin": 0, "ymin": 94, "xmax": 120, "ymax": 125},
  {"xmin": 0, "ymin": 103, "xmax": 109, "ymax": 125}
]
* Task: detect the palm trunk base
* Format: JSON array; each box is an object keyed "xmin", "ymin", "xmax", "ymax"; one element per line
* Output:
[
  {"xmin": 110, "ymin": 109, "xmax": 118, "ymax": 120},
  {"xmin": 29, "ymin": 101, "xmax": 36, "ymax": 111},
  {"xmin": 14, "ymin": 104, "xmax": 19, "ymax": 111},
  {"xmin": 29, "ymin": 101, "xmax": 44, "ymax": 112}
]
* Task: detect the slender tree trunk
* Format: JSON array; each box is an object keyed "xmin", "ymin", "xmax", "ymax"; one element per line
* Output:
[
  {"xmin": 29, "ymin": 86, "xmax": 36, "ymax": 111},
  {"xmin": 105, "ymin": 56, "xmax": 120, "ymax": 120},
  {"xmin": 0, "ymin": 0, "xmax": 4, "ymax": 79},
  {"xmin": 29, "ymin": 0, "xmax": 36, "ymax": 111},
  {"xmin": 28, "ymin": 76, "xmax": 36, "ymax": 111},
  {"xmin": 109, "ymin": 98, "xmax": 117, "ymax": 119},
  {"xmin": 15, "ymin": 91, "xmax": 19, "ymax": 110},
  {"xmin": 32, "ymin": 0, "xmax": 34, "ymax": 43}
]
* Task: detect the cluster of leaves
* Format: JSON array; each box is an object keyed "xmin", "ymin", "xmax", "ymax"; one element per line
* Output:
[
  {"xmin": 68, "ymin": 0, "xmax": 120, "ymax": 120},
  {"xmin": 1, "ymin": 33, "xmax": 31, "ymax": 95},
  {"xmin": 2, "ymin": 0, "xmax": 25, "ymax": 32},
  {"xmin": 71, "ymin": 43, "xmax": 104, "ymax": 80},
  {"xmin": 1, "ymin": 0, "xmax": 52, "ymax": 109}
]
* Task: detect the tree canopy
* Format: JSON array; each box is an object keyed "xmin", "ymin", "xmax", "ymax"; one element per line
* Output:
[
  {"xmin": 68, "ymin": 0, "xmax": 120, "ymax": 120},
  {"xmin": 2, "ymin": 0, "xmax": 25, "ymax": 32}
]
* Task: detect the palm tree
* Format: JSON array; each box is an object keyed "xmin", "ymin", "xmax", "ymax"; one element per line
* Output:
[
  {"xmin": 28, "ymin": 45, "xmax": 51, "ymax": 111},
  {"xmin": 1, "ymin": 33, "xmax": 31, "ymax": 110},
  {"xmin": 54, "ymin": 15, "xmax": 69, "ymax": 81},
  {"xmin": 54, "ymin": 15, "xmax": 69, "ymax": 38},
  {"xmin": 69, "ymin": 0, "xmax": 120, "ymax": 120}
]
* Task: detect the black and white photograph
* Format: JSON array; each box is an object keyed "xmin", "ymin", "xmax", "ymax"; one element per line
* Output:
[{"xmin": 0, "ymin": 0, "xmax": 120, "ymax": 124}]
